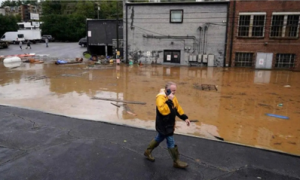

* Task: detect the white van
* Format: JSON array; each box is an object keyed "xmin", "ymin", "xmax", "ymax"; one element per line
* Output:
[{"xmin": 1, "ymin": 31, "xmax": 25, "ymax": 44}]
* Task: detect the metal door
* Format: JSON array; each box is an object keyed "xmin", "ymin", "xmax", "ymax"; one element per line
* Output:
[
  {"xmin": 164, "ymin": 50, "xmax": 181, "ymax": 63},
  {"xmin": 255, "ymin": 53, "xmax": 273, "ymax": 69}
]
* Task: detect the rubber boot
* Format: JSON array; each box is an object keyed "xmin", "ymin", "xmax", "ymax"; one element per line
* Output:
[
  {"xmin": 168, "ymin": 145, "xmax": 188, "ymax": 169},
  {"xmin": 144, "ymin": 139, "xmax": 159, "ymax": 162}
]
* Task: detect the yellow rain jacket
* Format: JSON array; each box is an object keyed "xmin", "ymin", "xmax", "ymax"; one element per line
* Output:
[{"xmin": 155, "ymin": 89, "xmax": 188, "ymax": 136}]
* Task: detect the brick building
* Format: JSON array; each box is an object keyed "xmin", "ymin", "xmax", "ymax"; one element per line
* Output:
[{"xmin": 226, "ymin": 0, "xmax": 300, "ymax": 71}]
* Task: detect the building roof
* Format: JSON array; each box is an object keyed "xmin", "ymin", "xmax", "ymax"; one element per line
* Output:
[{"xmin": 125, "ymin": 0, "xmax": 230, "ymax": 6}]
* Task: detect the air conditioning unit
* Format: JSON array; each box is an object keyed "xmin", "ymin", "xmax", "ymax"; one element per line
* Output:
[
  {"xmin": 202, "ymin": 54, "xmax": 208, "ymax": 63},
  {"xmin": 198, "ymin": 54, "xmax": 202, "ymax": 62},
  {"xmin": 189, "ymin": 55, "xmax": 197, "ymax": 61},
  {"xmin": 208, "ymin": 55, "xmax": 215, "ymax": 67}
]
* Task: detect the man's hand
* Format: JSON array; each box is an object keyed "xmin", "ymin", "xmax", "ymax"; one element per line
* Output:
[
  {"xmin": 185, "ymin": 119, "xmax": 190, "ymax": 126},
  {"xmin": 168, "ymin": 93, "xmax": 174, "ymax": 100}
]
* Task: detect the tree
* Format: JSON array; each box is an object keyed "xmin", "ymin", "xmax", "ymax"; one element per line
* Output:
[
  {"xmin": 41, "ymin": 0, "xmax": 62, "ymax": 15},
  {"xmin": 41, "ymin": 14, "xmax": 86, "ymax": 42},
  {"xmin": 0, "ymin": 14, "xmax": 19, "ymax": 36},
  {"xmin": 74, "ymin": 1, "xmax": 95, "ymax": 18}
]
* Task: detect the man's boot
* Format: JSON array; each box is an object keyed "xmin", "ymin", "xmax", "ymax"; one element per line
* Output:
[
  {"xmin": 168, "ymin": 145, "xmax": 188, "ymax": 169},
  {"xmin": 144, "ymin": 139, "xmax": 159, "ymax": 162}
]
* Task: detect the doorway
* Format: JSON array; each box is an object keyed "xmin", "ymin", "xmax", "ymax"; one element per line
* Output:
[{"xmin": 164, "ymin": 50, "xmax": 181, "ymax": 63}]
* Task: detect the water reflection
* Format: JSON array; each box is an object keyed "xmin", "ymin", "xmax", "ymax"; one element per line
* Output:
[{"xmin": 0, "ymin": 61, "xmax": 299, "ymax": 156}]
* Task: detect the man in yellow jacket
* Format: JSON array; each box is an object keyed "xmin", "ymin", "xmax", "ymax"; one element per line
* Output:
[{"xmin": 144, "ymin": 82, "xmax": 191, "ymax": 169}]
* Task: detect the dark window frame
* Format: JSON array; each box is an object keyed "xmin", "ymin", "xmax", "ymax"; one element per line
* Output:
[
  {"xmin": 237, "ymin": 13, "xmax": 266, "ymax": 38},
  {"xmin": 275, "ymin": 54, "xmax": 296, "ymax": 68},
  {"xmin": 170, "ymin": 9, "xmax": 183, "ymax": 23},
  {"xmin": 235, "ymin": 52, "xmax": 254, "ymax": 67},
  {"xmin": 270, "ymin": 13, "xmax": 300, "ymax": 38}
]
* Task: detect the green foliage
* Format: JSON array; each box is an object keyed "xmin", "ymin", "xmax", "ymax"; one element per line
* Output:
[
  {"xmin": 74, "ymin": 1, "xmax": 95, "ymax": 18},
  {"xmin": 22, "ymin": 0, "xmax": 38, "ymax": 5},
  {"xmin": 41, "ymin": 14, "xmax": 86, "ymax": 42},
  {"xmin": 41, "ymin": 1, "xmax": 62, "ymax": 15},
  {"xmin": 1, "ymin": 0, "xmax": 25, "ymax": 7},
  {"xmin": 98, "ymin": 1, "xmax": 123, "ymax": 19},
  {"xmin": 0, "ymin": 14, "xmax": 19, "ymax": 36}
]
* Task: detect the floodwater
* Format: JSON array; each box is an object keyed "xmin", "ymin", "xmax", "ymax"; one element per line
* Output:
[{"xmin": 0, "ymin": 59, "xmax": 299, "ymax": 156}]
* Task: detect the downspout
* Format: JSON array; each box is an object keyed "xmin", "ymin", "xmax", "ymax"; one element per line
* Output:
[
  {"xmin": 203, "ymin": 24, "xmax": 208, "ymax": 54},
  {"xmin": 223, "ymin": 2, "xmax": 230, "ymax": 67},
  {"xmin": 125, "ymin": 4, "xmax": 128, "ymax": 64},
  {"xmin": 198, "ymin": 26, "xmax": 202, "ymax": 54},
  {"xmin": 86, "ymin": 19, "xmax": 89, "ymax": 53},
  {"xmin": 229, "ymin": 1, "xmax": 236, "ymax": 67},
  {"xmin": 202, "ymin": 26, "xmax": 205, "ymax": 54}
]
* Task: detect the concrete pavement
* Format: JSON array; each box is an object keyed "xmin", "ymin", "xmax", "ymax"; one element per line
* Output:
[
  {"xmin": 0, "ymin": 105, "xmax": 299, "ymax": 180},
  {"xmin": 0, "ymin": 42, "xmax": 85, "ymax": 58}
]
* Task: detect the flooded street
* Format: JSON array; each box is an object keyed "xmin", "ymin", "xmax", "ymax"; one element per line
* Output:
[{"xmin": 0, "ymin": 58, "xmax": 299, "ymax": 156}]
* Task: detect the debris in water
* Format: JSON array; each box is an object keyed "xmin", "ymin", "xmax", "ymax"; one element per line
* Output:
[
  {"xmin": 277, "ymin": 103, "xmax": 283, "ymax": 107},
  {"xmin": 111, "ymin": 103, "xmax": 121, "ymax": 108},
  {"xmin": 265, "ymin": 113, "xmax": 289, "ymax": 120},
  {"xmin": 190, "ymin": 120, "xmax": 199, "ymax": 122},
  {"xmin": 284, "ymin": 85, "xmax": 291, "ymax": 88},
  {"xmin": 258, "ymin": 103, "xmax": 270, "ymax": 107},
  {"xmin": 194, "ymin": 84, "xmax": 217, "ymax": 91},
  {"xmin": 92, "ymin": 97, "xmax": 146, "ymax": 105},
  {"xmin": 27, "ymin": 75, "xmax": 48, "ymax": 81},
  {"xmin": 126, "ymin": 111, "xmax": 136, "ymax": 116}
]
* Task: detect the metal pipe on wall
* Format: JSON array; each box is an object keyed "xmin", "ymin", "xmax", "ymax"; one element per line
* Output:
[
  {"xmin": 125, "ymin": 4, "xmax": 128, "ymax": 64},
  {"xmin": 198, "ymin": 26, "xmax": 202, "ymax": 54},
  {"xmin": 204, "ymin": 25, "xmax": 209, "ymax": 54}
]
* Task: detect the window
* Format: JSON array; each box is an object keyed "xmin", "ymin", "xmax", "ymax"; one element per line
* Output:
[
  {"xmin": 170, "ymin": 10, "xmax": 183, "ymax": 23},
  {"xmin": 238, "ymin": 13, "xmax": 266, "ymax": 37},
  {"xmin": 271, "ymin": 13, "xmax": 300, "ymax": 38},
  {"xmin": 275, "ymin": 54, "xmax": 296, "ymax": 68},
  {"xmin": 235, "ymin": 53, "xmax": 254, "ymax": 67}
]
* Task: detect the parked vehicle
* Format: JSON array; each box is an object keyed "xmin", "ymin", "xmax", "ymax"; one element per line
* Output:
[
  {"xmin": 79, "ymin": 37, "xmax": 87, "ymax": 47},
  {"xmin": 1, "ymin": 31, "xmax": 24, "ymax": 44},
  {"xmin": 18, "ymin": 29, "xmax": 42, "ymax": 43},
  {"xmin": 0, "ymin": 40, "xmax": 9, "ymax": 49},
  {"xmin": 42, "ymin": 35, "xmax": 55, "ymax": 42}
]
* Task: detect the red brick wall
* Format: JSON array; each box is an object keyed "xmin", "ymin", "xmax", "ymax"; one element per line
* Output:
[{"xmin": 226, "ymin": 0, "xmax": 300, "ymax": 70}]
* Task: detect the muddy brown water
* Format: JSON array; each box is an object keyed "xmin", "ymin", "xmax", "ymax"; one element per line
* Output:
[{"xmin": 0, "ymin": 61, "xmax": 299, "ymax": 156}]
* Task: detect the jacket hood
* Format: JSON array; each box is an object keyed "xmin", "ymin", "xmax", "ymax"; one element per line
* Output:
[{"xmin": 156, "ymin": 88, "xmax": 166, "ymax": 97}]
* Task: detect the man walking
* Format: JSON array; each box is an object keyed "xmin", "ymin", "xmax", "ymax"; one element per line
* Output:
[
  {"xmin": 19, "ymin": 41, "xmax": 22, "ymax": 50},
  {"xmin": 144, "ymin": 82, "xmax": 191, "ymax": 169},
  {"xmin": 45, "ymin": 38, "xmax": 49, "ymax": 48},
  {"xmin": 25, "ymin": 40, "xmax": 31, "ymax": 49}
]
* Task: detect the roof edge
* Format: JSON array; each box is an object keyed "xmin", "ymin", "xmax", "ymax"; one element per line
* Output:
[{"xmin": 125, "ymin": 1, "xmax": 229, "ymax": 6}]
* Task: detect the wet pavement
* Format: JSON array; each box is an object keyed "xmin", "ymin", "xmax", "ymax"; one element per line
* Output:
[
  {"xmin": 1, "ymin": 105, "xmax": 300, "ymax": 180},
  {"xmin": 0, "ymin": 44, "xmax": 300, "ymax": 157}
]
